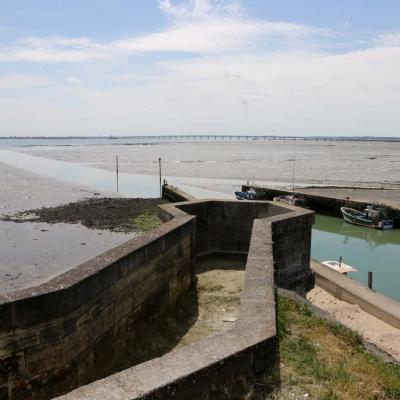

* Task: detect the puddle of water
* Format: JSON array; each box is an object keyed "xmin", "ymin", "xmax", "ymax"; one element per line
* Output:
[
  {"xmin": 312, "ymin": 214, "xmax": 400, "ymax": 301},
  {"xmin": 0, "ymin": 220, "xmax": 136, "ymax": 294}
]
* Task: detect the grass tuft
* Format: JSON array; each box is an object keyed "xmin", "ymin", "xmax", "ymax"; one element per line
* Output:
[
  {"xmin": 268, "ymin": 296, "xmax": 400, "ymax": 400},
  {"xmin": 131, "ymin": 210, "xmax": 162, "ymax": 232}
]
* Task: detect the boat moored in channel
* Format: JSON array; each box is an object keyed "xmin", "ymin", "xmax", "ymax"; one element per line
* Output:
[{"xmin": 341, "ymin": 206, "xmax": 393, "ymax": 230}]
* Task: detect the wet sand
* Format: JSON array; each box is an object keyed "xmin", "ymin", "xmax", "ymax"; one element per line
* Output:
[
  {"xmin": 0, "ymin": 163, "xmax": 137, "ymax": 294},
  {"xmin": 18, "ymin": 140, "xmax": 400, "ymax": 187},
  {"xmin": 0, "ymin": 161, "xmax": 111, "ymax": 214},
  {"xmin": 0, "ymin": 220, "xmax": 137, "ymax": 294},
  {"xmin": 307, "ymin": 286, "xmax": 400, "ymax": 362}
]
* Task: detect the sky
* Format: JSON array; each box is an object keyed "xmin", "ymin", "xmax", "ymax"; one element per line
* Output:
[{"xmin": 1, "ymin": 0, "xmax": 400, "ymax": 137}]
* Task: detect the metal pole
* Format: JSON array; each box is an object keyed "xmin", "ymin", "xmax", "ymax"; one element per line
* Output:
[
  {"xmin": 368, "ymin": 272, "xmax": 373, "ymax": 290},
  {"xmin": 116, "ymin": 155, "xmax": 119, "ymax": 193},
  {"xmin": 292, "ymin": 150, "xmax": 296, "ymax": 193},
  {"xmin": 159, "ymin": 157, "xmax": 162, "ymax": 198}
]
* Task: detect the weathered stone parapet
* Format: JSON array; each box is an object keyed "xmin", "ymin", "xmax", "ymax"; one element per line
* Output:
[
  {"xmin": 1, "ymin": 191, "xmax": 314, "ymax": 400},
  {"xmin": 0, "ymin": 215, "xmax": 195, "ymax": 400},
  {"xmin": 56, "ymin": 199, "xmax": 314, "ymax": 400},
  {"xmin": 269, "ymin": 211, "xmax": 315, "ymax": 295},
  {"xmin": 162, "ymin": 184, "xmax": 196, "ymax": 203}
]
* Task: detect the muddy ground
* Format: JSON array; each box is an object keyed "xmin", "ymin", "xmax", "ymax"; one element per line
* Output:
[{"xmin": 3, "ymin": 197, "xmax": 168, "ymax": 233}]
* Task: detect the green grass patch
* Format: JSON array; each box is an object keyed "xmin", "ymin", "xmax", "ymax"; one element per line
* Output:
[
  {"xmin": 131, "ymin": 210, "xmax": 162, "ymax": 232},
  {"xmin": 268, "ymin": 296, "xmax": 400, "ymax": 400}
]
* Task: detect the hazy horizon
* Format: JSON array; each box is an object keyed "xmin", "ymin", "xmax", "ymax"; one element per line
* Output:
[{"xmin": 2, "ymin": 0, "xmax": 400, "ymax": 137}]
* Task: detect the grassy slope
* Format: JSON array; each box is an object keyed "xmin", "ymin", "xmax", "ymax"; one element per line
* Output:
[{"xmin": 267, "ymin": 296, "xmax": 400, "ymax": 400}]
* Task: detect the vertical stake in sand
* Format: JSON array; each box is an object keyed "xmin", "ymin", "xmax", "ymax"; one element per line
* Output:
[
  {"xmin": 368, "ymin": 271, "xmax": 373, "ymax": 290},
  {"xmin": 116, "ymin": 155, "xmax": 119, "ymax": 193},
  {"xmin": 159, "ymin": 157, "xmax": 162, "ymax": 197}
]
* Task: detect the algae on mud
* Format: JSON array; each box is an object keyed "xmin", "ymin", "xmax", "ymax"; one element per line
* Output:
[{"xmin": 4, "ymin": 197, "xmax": 167, "ymax": 233}]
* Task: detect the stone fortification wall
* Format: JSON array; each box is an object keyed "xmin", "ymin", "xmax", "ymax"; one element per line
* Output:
[
  {"xmin": 1, "ymin": 186, "xmax": 315, "ymax": 400},
  {"xmin": 0, "ymin": 216, "xmax": 195, "ymax": 400},
  {"xmin": 162, "ymin": 185, "xmax": 196, "ymax": 203},
  {"xmin": 270, "ymin": 211, "xmax": 314, "ymax": 294},
  {"xmin": 57, "ymin": 197, "xmax": 314, "ymax": 400},
  {"xmin": 174, "ymin": 200, "xmax": 290, "ymax": 256}
]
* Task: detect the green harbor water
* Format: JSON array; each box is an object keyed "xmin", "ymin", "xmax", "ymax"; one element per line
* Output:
[{"xmin": 311, "ymin": 214, "xmax": 400, "ymax": 302}]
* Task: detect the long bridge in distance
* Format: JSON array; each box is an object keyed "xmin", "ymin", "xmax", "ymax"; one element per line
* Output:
[
  {"xmin": 3, "ymin": 135, "xmax": 400, "ymax": 142},
  {"xmin": 111, "ymin": 135, "xmax": 400, "ymax": 142}
]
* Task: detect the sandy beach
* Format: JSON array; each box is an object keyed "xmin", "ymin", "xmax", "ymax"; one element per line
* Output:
[{"xmin": 307, "ymin": 286, "xmax": 400, "ymax": 362}]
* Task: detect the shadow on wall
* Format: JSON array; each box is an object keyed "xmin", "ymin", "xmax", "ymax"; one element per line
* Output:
[{"xmin": 122, "ymin": 254, "xmax": 247, "ymax": 370}]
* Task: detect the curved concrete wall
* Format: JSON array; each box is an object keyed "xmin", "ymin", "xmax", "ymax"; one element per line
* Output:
[
  {"xmin": 0, "ymin": 215, "xmax": 195, "ymax": 400},
  {"xmin": 1, "ymin": 192, "xmax": 314, "ymax": 400},
  {"xmin": 56, "ymin": 199, "xmax": 314, "ymax": 400}
]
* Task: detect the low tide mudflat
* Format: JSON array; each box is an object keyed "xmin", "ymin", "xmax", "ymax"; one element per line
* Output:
[
  {"xmin": 15, "ymin": 140, "xmax": 400, "ymax": 188},
  {"xmin": 0, "ymin": 162, "xmax": 164, "ymax": 294},
  {"xmin": 1, "ymin": 139, "xmax": 400, "ymax": 295}
]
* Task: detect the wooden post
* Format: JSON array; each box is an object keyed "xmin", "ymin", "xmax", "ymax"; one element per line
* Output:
[
  {"xmin": 368, "ymin": 272, "xmax": 373, "ymax": 290},
  {"xmin": 116, "ymin": 156, "xmax": 119, "ymax": 192},
  {"xmin": 159, "ymin": 157, "xmax": 162, "ymax": 198}
]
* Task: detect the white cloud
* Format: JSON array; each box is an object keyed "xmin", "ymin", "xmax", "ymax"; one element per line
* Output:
[
  {"xmin": 158, "ymin": 0, "xmax": 245, "ymax": 20},
  {"xmin": 0, "ymin": 74, "xmax": 52, "ymax": 89},
  {"xmin": 2, "ymin": 46, "xmax": 400, "ymax": 136},
  {"xmin": 0, "ymin": 0, "xmax": 399, "ymax": 137},
  {"xmin": 0, "ymin": 0, "xmax": 325, "ymax": 63},
  {"xmin": 375, "ymin": 31, "xmax": 400, "ymax": 47},
  {"xmin": 65, "ymin": 76, "xmax": 83, "ymax": 84}
]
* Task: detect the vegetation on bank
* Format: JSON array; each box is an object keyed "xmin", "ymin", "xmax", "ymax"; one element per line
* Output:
[
  {"xmin": 131, "ymin": 209, "xmax": 163, "ymax": 232},
  {"xmin": 4, "ymin": 197, "xmax": 166, "ymax": 233},
  {"xmin": 266, "ymin": 296, "xmax": 400, "ymax": 400}
]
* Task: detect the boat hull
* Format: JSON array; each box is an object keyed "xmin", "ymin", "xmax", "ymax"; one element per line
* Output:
[{"xmin": 341, "ymin": 207, "xmax": 393, "ymax": 230}]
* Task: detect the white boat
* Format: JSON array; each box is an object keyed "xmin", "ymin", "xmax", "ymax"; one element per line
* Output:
[
  {"xmin": 321, "ymin": 259, "xmax": 357, "ymax": 274},
  {"xmin": 274, "ymin": 194, "xmax": 307, "ymax": 208}
]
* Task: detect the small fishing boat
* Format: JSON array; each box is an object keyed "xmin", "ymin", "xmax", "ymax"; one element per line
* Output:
[
  {"xmin": 274, "ymin": 194, "xmax": 307, "ymax": 208},
  {"xmin": 341, "ymin": 206, "xmax": 393, "ymax": 230},
  {"xmin": 321, "ymin": 258, "xmax": 357, "ymax": 274},
  {"xmin": 234, "ymin": 188, "xmax": 256, "ymax": 200}
]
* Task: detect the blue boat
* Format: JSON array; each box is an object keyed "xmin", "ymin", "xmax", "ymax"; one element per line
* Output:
[{"xmin": 234, "ymin": 188, "xmax": 256, "ymax": 200}]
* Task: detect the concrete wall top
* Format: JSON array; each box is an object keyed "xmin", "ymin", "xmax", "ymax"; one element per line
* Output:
[
  {"xmin": 57, "ymin": 197, "xmax": 315, "ymax": 400},
  {"xmin": 0, "ymin": 214, "xmax": 195, "ymax": 329},
  {"xmin": 312, "ymin": 259, "xmax": 400, "ymax": 329}
]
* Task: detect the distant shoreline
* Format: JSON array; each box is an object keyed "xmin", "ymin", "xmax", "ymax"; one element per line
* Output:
[{"xmin": 1, "ymin": 135, "xmax": 400, "ymax": 142}]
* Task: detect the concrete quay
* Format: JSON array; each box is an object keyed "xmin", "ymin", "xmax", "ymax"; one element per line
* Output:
[{"xmin": 242, "ymin": 184, "xmax": 400, "ymax": 227}]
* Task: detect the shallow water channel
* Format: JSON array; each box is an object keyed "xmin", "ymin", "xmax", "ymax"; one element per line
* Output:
[{"xmin": 312, "ymin": 214, "xmax": 400, "ymax": 302}]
